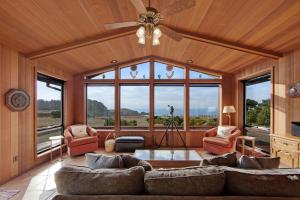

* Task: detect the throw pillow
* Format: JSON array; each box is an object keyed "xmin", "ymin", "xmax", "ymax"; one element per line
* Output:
[
  {"xmin": 85, "ymin": 153, "xmax": 124, "ymax": 169},
  {"xmin": 256, "ymin": 156, "xmax": 280, "ymax": 169},
  {"xmin": 71, "ymin": 125, "xmax": 88, "ymax": 138},
  {"xmin": 120, "ymin": 154, "xmax": 153, "ymax": 171},
  {"xmin": 217, "ymin": 126, "xmax": 236, "ymax": 138},
  {"xmin": 201, "ymin": 152, "xmax": 237, "ymax": 167},
  {"xmin": 238, "ymin": 155, "xmax": 262, "ymax": 169},
  {"xmin": 238, "ymin": 155, "xmax": 280, "ymax": 169}
]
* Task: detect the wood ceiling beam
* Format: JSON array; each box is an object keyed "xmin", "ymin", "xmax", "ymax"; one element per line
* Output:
[
  {"xmin": 26, "ymin": 26, "xmax": 283, "ymax": 60},
  {"xmin": 169, "ymin": 26, "xmax": 283, "ymax": 59},
  {"xmin": 26, "ymin": 27, "xmax": 137, "ymax": 60}
]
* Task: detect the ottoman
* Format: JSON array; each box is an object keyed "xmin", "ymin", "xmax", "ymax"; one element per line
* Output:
[{"xmin": 115, "ymin": 136, "xmax": 145, "ymax": 152}]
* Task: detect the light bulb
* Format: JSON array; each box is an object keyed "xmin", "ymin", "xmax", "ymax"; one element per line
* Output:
[
  {"xmin": 138, "ymin": 37, "xmax": 145, "ymax": 45},
  {"xmin": 152, "ymin": 37, "xmax": 160, "ymax": 46},
  {"xmin": 153, "ymin": 27, "xmax": 161, "ymax": 38},
  {"xmin": 136, "ymin": 26, "xmax": 145, "ymax": 37}
]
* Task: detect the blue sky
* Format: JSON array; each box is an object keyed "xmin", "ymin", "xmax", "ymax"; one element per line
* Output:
[
  {"xmin": 246, "ymin": 81, "xmax": 271, "ymax": 103},
  {"xmin": 37, "ymin": 81, "xmax": 61, "ymax": 101}
]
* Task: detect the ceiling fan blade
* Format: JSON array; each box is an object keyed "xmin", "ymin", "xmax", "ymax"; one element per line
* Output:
[
  {"xmin": 160, "ymin": 0, "xmax": 196, "ymax": 17},
  {"xmin": 160, "ymin": 25, "xmax": 183, "ymax": 41},
  {"xmin": 130, "ymin": 0, "xmax": 147, "ymax": 14},
  {"xmin": 104, "ymin": 21, "xmax": 139, "ymax": 29}
]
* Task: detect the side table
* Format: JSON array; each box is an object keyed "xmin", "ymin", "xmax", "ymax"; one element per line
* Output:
[
  {"xmin": 49, "ymin": 135, "xmax": 64, "ymax": 161},
  {"xmin": 237, "ymin": 136, "xmax": 256, "ymax": 155}
]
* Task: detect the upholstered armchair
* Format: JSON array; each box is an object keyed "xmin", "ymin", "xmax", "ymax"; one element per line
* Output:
[
  {"xmin": 64, "ymin": 125, "xmax": 98, "ymax": 156},
  {"xmin": 203, "ymin": 126, "xmax": 241, "ymax": 155}
]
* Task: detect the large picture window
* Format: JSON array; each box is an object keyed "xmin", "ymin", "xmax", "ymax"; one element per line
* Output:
[
  {"xmin": 120, "ymin": 85, "xmax": 150, "ymax": 129},
  {"xmin": 244, "ymin": 74, "xmax": 271, "ymax": 153},
  {"xmin": 87, "ymin": 85, "xmax": 115, "ymax": 128},
  {"xmin": 189, "ymin": 85, "xmax": 219, "ymax": 129},
  {"xmin": 85, "ymin": 60, "xmax": 222, "ymax": 131},
  {"xmin": 37, "ymin": 74, "xmax": 64, "ymax": 154},
  {"xmin": 154, "ymin": 85, "xmax": 184, "ymax": 129}
]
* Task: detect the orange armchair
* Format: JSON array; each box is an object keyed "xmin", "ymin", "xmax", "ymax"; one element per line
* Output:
[
  {"xmin": 203, "ymin": 126, "xmax": 241, "ymax": 155},
  {"xmin": 64, "ymin": 125, "xmax": 98, "ymax": 156}
]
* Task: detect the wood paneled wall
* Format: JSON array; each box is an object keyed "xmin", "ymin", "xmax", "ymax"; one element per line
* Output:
[
  {"xmin": 233, "ymin": 48, "xmax": 300, "ymax": 138},
  {"xmin": 0, "ymin": 44, "xmax": 74, "ymax": 184}
]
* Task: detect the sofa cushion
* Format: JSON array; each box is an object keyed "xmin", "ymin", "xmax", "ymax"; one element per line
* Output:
[
  {"xmin": 201, "ymin": 152, "xmax": 237, "ymax": 167},
  {"xmin": 85, "ymin": 153, "xmax": 124, "ymax": 169},
  {"xmin": 120, "ymin": 154, "xmax": 152, "ymax": 171},
  {"xmin": 144, "ymin": 166, "xmax": 225, "ymax": 196},
  {"xmin": 70, "ymin": 125, "xmax": 88, "ymax": 138},
  {"xmin": 203, "ymin": 137, "xmax": 231, "ymax": 148},
  {"xmin": 55, "ymin": 165, "xmax": 145, "ymax": 195},
  {"xmin": 256, "ymin": 156, "xmax": 280, "ymax": 169},
  {"xmin": 69, "ymin": 136, "xmax": 97, "ymax": 147},
  {"xmin": 238, "ymin": 155, "xmax": 262, "ymax": 169},
  {"xmin": 238, "ymin": 155, "xmax": 280, "ymax": 169},
  {"xmin": 217, "ymin": 126, "xmax": 236, "ymax": 138},
  {"xmin": 223, "ymin": 167, "xmax": 300, "ymax": 197}
]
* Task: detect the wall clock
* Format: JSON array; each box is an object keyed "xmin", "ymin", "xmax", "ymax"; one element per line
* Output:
[
  {"xmin": 5, "ymin": 89, "xmax": 30, "ymax": 111},
  {"xmin": 287, "ymin": 83, "xmax": 300, "ymax": 98}
]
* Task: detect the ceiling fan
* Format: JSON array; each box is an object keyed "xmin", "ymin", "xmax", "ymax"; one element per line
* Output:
[{"xmin": 104, "ymin": 0, "xmax": 196, "ymax": 46}]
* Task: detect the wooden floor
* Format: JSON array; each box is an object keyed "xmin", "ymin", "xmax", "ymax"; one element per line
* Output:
[{"xmin": 0, "ymin": 148, "xmax": 287, "ymax": 200}]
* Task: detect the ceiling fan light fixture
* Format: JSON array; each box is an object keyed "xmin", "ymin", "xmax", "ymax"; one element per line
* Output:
[
  {"xmin": 138, "ymin": 36, "xmax": 146, "ymax": 45},
  {"xmin": 153, "ymin": 27, "xmax": 162, "ymax": 38},
  {"xmin": 152, "ymin": 37, "xmax": 160, "ymax": 46},
  {"xmin": 136, "ymin": 26, "xmax": 145, "ymax": 37}
]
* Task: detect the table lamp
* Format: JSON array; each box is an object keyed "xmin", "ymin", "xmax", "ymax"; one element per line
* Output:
[{"xmin": 223, "ymin": 106, "xmax": 236, "ymax": 125}]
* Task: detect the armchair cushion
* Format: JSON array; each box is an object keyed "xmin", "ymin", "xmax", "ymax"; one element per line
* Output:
[
  {"xmin": 203, "ymin": 137, "xmax": 231, "ymax": 148},
  {"xmin": 217, "ymin": 126, "xmax": 236, "ymax": 138},
  {"xmin": 70, "ymin": 125, "xmax": 88, "ymax": 138},
  {"xmin": 69, "ymin": 136, "xmax": 98, "ymax": 147}
]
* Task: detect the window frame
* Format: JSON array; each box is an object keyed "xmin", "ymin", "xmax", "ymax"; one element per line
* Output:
[
  {"xmin": 84, "ymin": 59, "xmax": 222, "ymax": 132},
  {"xmin": 36, "ymin": 73, "xmax": 65, "ymax": 155},
  {"xmin": 242, "ymin": 73, "xmax": 271, "ymax": 154}
]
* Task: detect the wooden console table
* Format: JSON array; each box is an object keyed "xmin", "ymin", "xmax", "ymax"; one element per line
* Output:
[{"xmin": 270, "ymin": 134, "xmax": 300, "ymax": 168}]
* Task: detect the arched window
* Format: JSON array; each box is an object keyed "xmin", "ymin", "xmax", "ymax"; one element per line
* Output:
[{"xmin": 85, "ymin": 59, "xmax": 221, "ymax": 131}]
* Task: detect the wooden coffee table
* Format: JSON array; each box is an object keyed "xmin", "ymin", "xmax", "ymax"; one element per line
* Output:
[{"xmin": 133, "ymin": 149, "xmax": 203, "ymax": 168}]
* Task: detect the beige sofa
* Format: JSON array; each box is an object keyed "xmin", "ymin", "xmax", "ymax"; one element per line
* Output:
[{"xmin": 53, "ymin": 165, "xmax": 300, "ymax": 200}]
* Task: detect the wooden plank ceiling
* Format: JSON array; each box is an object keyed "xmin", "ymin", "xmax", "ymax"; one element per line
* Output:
[{"xmin": 0, "ymin": 0, "xmax": 300, "ymax": 74}]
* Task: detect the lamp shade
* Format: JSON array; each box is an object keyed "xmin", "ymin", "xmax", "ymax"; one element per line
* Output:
[{"xmin": 223, "ymin": 106, "xmax": 236, "ymax": 114}]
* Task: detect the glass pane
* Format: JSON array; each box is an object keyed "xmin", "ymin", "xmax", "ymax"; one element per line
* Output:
[
  {"xmin": 37, "ymin": 77, "xmax": 63, "ymax": 154},
  {"xmin": 245, "ymin": 76, "xmax": 271, "ymax": 153},
  {"xmin": 190, "ymin": 70, "xmax": 220, "ymax": 79},
  {"xmin": 120, "ymin": 85, "xmax": 149, "ymax": 129},
  {"xmin": 154, "ymin": 85, "xmax": 184, "ymax": 129},
  {"xmin": 37, "ymin": 80, "xmax": 62, "ymax": 128},
  {"xmin": 121, "ymin": 62, "xmax": 150, "ymax": 79},
  {"xmin": 154, "ymin": 62, "xmax": 185, "ymax": 79},
  {"xmin": 189, "ymin": 86, "xmax": 219, "ymax": 129},
  {"xmin": 87, "ymin": 85, "xmax": 115, "ymax": 128},
  {"xmin": 37, "ymin": 127, "xmax": 63, "ymax": 153},
  {"xmin": 87, "ymin": 70, "xmax": 115, "ymax": 80}
]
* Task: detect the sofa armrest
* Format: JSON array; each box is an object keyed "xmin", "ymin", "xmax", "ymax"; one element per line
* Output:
[
  {"xmin": 205, "ymin": 127, "xmax": 217, "ymax": 137},
  {"xmin": 228, "ymin": 129, "xmax": 241, "ymax": 143},
  {"xmin": 87, "ymin": 126, "xmax": 97, "ymax": 136},
  {"xmin": 64, "ymin": 129, "xmax": 73, "ymax": 146}
]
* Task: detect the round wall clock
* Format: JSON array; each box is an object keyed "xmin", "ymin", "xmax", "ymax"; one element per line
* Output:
[
  {"xmin": 5, "ymin": 89, "xmax": 30, "ymax": 111},
  {"xmin": 287, "ymin": 83, "xmax": 300, "ymax": 98}
]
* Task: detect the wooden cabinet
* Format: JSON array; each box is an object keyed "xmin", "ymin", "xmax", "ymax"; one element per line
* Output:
[{"xmin": 270, "ymin": 135, "xmax": 300, "ymax": 168}]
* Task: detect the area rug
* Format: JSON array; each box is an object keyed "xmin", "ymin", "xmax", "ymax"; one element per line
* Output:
[{"xmin": 0, "ymin": 190, "xmax": 19, "ymax": 200}]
